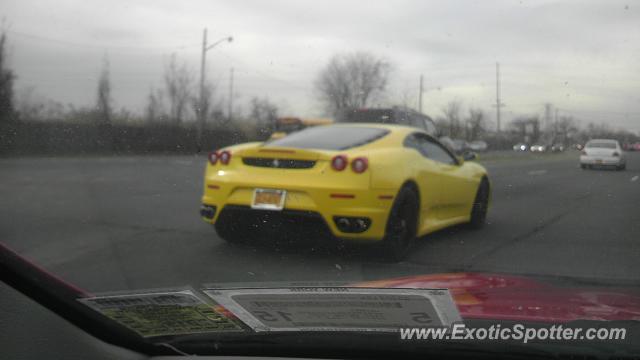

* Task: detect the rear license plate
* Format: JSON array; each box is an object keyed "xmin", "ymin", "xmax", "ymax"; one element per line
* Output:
[
  {"xmin": 595, "ymin": 159, "xmax": 602, "ymax": 164},
  {"xmin": 251, "ymin": 189, "xmax": 286, "ymax": 210}
]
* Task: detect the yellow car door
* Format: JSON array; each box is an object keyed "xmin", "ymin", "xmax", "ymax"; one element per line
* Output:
[
  {"xmin": 402, "ymin": 133, "xmax": 444, "ymax": 230},
  {"xmin": 417, "ymin": 135, "xmax": 474, "ymax": 221}
]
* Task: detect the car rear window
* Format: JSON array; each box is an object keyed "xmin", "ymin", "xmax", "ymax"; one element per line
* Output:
[
  {"xmin": 265, "ymin": 126, "xmax": 389, "ymax": 151},
  {"xmin": 586, "ymin": 142, "xmax": 616, "ymax": 149}
]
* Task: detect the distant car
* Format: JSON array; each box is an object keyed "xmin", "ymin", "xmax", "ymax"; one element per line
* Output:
[
  {"xmin": 551, "ymin": 144, "xmax": 565, "ymax": 152},
  {"xmin": 337, "ymin": 107, "xmax": 437, "ymax": 136},
  {"xmin": 580, "ymin": 139, "xmax": 626, "ymax": 170},
  {"xmin": 468, "ymin": 140, "xmax": 488, "ymax": 152},
  {"xmin": 627, "ymin": 142, "xmax": 640, "ymax": 151},
  {"xmin": 438, "ymin": 136, "xmax": 455, "ymax": 152},
  {"xmin": 439, "ymin": 137, "xmax": 469, "ymax": 155},
  {"xmin": 450, "ymin": 139, "xmax": 470, "ymax": 155},
  {"xmin": 530, "ymin": 144, "xmax": 547, "ymax": 152},
  {"xmin": 513, "ymin": 143, "xmax": 528, "ymax": 151}
]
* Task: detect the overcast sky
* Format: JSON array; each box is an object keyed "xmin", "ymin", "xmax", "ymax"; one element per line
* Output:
[{"xmin": 3, "ymin": 0, "xmax": 640, "ymax": 131}]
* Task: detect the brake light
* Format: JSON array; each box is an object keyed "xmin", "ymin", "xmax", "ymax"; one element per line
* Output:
[
  {"xmin": 351, "ymin": 157, "xmax": 368, "ymax": 173},
  {"xmin": 581, "ymin": 150, "xmax": 587, "ymax": 155},
  {"xmin": 208, "ymin": 151, "xmax": 219, "ymax": 164},
  {"xmin": 219, "ymin": 151, "xmax": 232, "ymax": 165},
  {"xmin": 331, "ymin": 155, "xmax": 348, "ymax": 171},
  {"xmin": 612, "ymin": 152, "xmax": 619, "ymax": 157}
]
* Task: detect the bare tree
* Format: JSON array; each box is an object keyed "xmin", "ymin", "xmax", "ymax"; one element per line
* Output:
[
  {"xmin": 509, "ymin": 116, "xmax": 541, "ymax": 143},
  {"xmin": 466, "ymin": 108, "xmax": 487, "ymax": 140},
  {"xmin": 433, "ymin": 117, "xmax": 449, "ymax": 137},
  {"xmin": 164, "ymin": 53, "xmax": 192, "ymax": 124},
  {"xmin": 16, "ymin": 87, "xmax": 43, "ymax": 121},
  {"xmin": 0, "ymin": 29, "xmax": 17, "ymax": 154},
  {"xmin": 315, "ymin": 51, "xmax": 390, "ymax": 116},
  {"xmin": 191, "ymin": 82, "xmax": 217, "ymax": 127},
  {"xmin": 96, "ymin": 56, "xmax": 112, "ymax": 124},
  {"xmin": 145, "ymin": 87, "xmax": 165, "ymax": 123},
  {"xmin": 249, "ymin": 97, "xmax": 279, "ymax": 138},
  {"xmin": 441, "ymin": 100, "xmax": 463, "ymax": 138},
  {"xmin": 554, "ymin": 116, "xmax": 578, "ymax": 143},
  {"xmin": 0, "ymin": 30, "xmax": 15, "ymax": 124}
]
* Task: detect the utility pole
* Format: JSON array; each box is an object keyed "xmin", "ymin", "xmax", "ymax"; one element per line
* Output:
[
  {"xmin": 418, "ymin": 74, "xmax": 424, "ymax": 113},
  {"xmin": 554, "ymin": 107, "xmax": 559, "ymax": 139},
  {"xmin": 494, "ymin": 62, "xmax": 505, "ymax": 133},
  {"xmin": 197, "ymin": 28, "xmax": 233, "ymax": 150},
  {"xmin": 197, "ymin": 28, "xmax": 208, "ymax": 151},
  {"xmin": 544, "ymin": 103, "xmax": 552, "ymax": 131},
  {"xmin": 228, "ymin": 67, "xmax": 234, "ymax": 123}
]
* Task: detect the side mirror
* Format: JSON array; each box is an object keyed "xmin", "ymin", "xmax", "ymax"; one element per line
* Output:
[{"xmin": 462, "ymin": 151, "xmax": 477, "ymax": 161}]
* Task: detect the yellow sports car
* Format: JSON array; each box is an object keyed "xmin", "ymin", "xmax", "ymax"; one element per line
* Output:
[{"xmin": 200, "ymin": 123, "xmax": 490, "ymax": 260}]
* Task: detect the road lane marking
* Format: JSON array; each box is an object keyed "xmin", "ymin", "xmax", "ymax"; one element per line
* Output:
[
  {"xmin": 527, "ymin": 169, "xmax": 548, "ymax": 176},
  {"xmin": 632, "ymin": 175, "xmax": 638, "ymax": 182}
]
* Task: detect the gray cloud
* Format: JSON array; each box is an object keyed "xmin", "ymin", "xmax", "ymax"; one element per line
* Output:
[{"xmin": 3, "ymin": 0, "xmax": 640, "ymax": 131}]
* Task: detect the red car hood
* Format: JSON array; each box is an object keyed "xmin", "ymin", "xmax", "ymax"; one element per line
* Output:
[{"xmin": 354, "ymin": 273, "xmax": 640, "ymax": 323}]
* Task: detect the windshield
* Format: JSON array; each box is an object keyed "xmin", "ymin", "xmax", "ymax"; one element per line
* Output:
[
  {"xmin": 1, "ymin": 0, "xmax": 640, "ymax": 358},
  {"xmin": 266, "ymin": 126, "xmax": 389, "ymax": 150},
  {"xmin": 586, "ymin": 142, "xmax": 617, "ymax": 149}
]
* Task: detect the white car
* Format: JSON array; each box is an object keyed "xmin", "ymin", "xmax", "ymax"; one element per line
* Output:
[
  {"xmin": 513, "ymin": 143, "xmax": 528, "ymax": 151},
  {"xmin": 580, "ymin": 139, "xmax": 626, "ymax": 170},
  {"xmin": 530, "ymin": 144, "xmax": 547, "ymax": 152},
  {"xmin": 469, "ymin": 140, "xmax": 488, "ymax": 152}
]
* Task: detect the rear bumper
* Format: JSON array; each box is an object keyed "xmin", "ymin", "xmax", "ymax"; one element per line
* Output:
[
  {"xmin": 580, "ymin": 155, "xmax": 624, "ymax": 166},
  {"xmin": 201, "ymin": 185, "xmax": 395, "ymax": 241},
  {"xmin": 214, "ymin": 205, "xmax": 335, "ymax": 241}
]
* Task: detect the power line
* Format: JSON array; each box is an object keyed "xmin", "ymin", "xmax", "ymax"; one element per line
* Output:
[
  {"xmin": 7, "ymin": 30, "xmax": 199, "ymax": 52},
  {"xmin": 215, "ymin": 50, "xmax": 310, "ymax": 92},
  {"xmin": 557, "ymin": 108, "xmax": 640, "ymax": 116}
]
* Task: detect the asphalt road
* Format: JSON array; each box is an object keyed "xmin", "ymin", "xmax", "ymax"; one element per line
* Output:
[{"xmin": 1, "ymin": 151, "xmax": 639, "ymax": 294}]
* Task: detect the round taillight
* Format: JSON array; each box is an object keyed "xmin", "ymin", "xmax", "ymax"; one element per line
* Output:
[
  {"xmin": 351, "ymin": 157, "xmax": 368, "ymax": 173},
  {"xmin": 331, "ymin": 155, "xmax": 348, "ymax": 171},
  {"xmin": 219, "ymin": 151, "xmax": 232, "ymax": 165},
  {"xmin": 208, "ymin": 151, "xmax": 219, "ymax": 164}
]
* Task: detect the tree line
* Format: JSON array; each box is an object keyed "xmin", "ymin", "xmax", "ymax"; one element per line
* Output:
[{"xmin": 1, "ymin": 29, "xmax": 638, "ymax": 155}]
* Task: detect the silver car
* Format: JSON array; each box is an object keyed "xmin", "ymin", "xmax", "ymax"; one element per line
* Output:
[{"xmin": 580, "ymin": 139, "xmax": 626, "ymax": 170}]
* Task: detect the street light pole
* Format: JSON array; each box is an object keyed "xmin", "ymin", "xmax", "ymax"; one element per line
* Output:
[
  {"xmin": 198, "ymin": 28, "xmax": 208, "ymax": 152},
  {"xmin": 197, "ymin": 28, "xmax": 233, "ymax": 152}
]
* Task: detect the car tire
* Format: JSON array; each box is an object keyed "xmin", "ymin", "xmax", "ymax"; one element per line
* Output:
[
  {"xmin": 379, "ymin": 186, "xmax": 419, "ymax": 262},
  {"xmin": 214, "ymin": 222, "xmax": 247, "ymax": 244},
  {"xmin": 469, "ymin": 178, "xmax": 490, "ymax": 229},
  {"xmin": 617, "ymin": 164, "xmax": 626, "ymax": 171}
]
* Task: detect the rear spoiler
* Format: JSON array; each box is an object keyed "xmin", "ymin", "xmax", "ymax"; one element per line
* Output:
[{"xmin": 233, "ymin": 146, "xmax": 334, "ymax": 161}]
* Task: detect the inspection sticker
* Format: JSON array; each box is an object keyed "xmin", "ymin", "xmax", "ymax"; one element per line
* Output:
[
  {"xmin": 203, "ymin": 287, "xmax": 461, "ymax": 332},
  {"xmin": 79, "ymin": 289, "xmax": 243, "ymax": 337}
]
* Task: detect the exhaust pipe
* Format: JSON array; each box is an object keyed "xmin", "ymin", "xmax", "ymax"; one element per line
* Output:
[
  {"xmin": 333, "ymin": 216, "xmax": 371, "ymax": 233},
  {"xmin": 200, "ymin": 205, "xmax": 217, "ymax": 219}
]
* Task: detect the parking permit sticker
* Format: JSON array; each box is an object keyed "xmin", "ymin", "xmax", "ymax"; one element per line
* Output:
[
  {"xmin": 79, "ymin": 289, "xmax": 243, "ymax": 337},
  {"xmin": 203, "ymin": 287, "xmax": 461, "ymax": 332}
]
